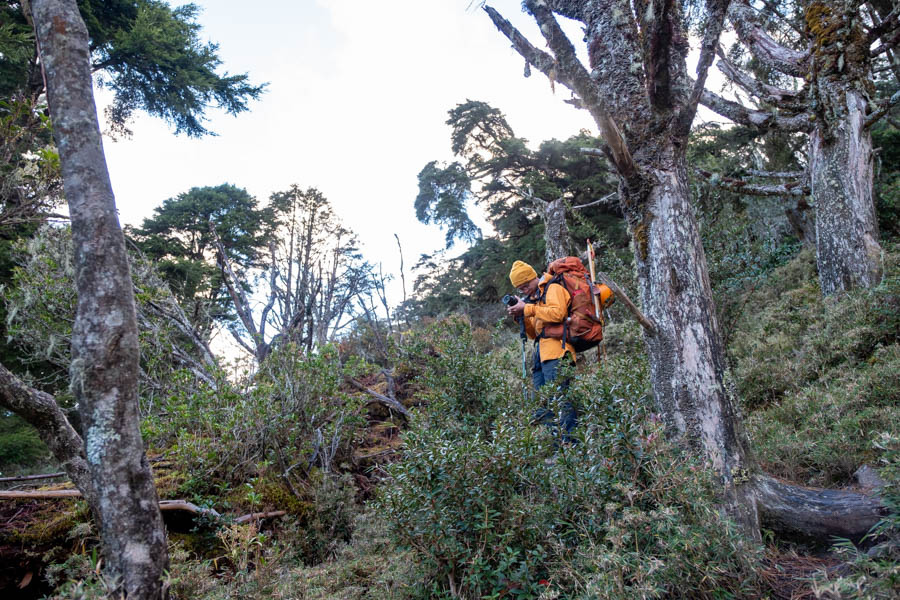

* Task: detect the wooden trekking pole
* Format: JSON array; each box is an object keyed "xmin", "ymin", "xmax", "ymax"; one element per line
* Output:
[{"xmin": 586, "ymin": 239, "xmax": 607, "ymax": 363}]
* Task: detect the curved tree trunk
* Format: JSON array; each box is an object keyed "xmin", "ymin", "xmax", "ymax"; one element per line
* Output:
[
  {"xmin": 810, "ymin": 88, "xmax": 883, "ymax": 295},
  {"xmin": 0, "ymin": 363, "xmax": 99, "ymax": 520},
  {"xmin": 31, "ymin": 1, "xmax": 168, "ymax": 598}
]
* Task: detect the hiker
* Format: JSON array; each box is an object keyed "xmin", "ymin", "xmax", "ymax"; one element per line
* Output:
[{"xmin": 506, "ymin": 260, "xmax": 578, "ymax": 438}]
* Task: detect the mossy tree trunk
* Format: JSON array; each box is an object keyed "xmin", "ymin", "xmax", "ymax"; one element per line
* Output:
[
  {"xmin": 542, "ymin": 196, "xmax": 570, "ymax": 263},
  {"xmin": 710, "ymin": 1, "xmax": 887, "ymax": 296},
  {"xmin": 807, "ymin": 3, "xmax": 883, "ymax": 295},
  {"xmin": 30, "ymin": 0, "xmax": 168, "ymax": 597}
]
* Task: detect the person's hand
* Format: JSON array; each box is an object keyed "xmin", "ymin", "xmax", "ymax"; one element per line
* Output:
[{"xmin": 507, "ymin": 298, "xmax": 525, "ymax": 318}]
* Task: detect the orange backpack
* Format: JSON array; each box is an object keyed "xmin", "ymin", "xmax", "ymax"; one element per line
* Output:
[{"xmin": 539, "ymin": 256, "xmax": 614, "ymax": 353}]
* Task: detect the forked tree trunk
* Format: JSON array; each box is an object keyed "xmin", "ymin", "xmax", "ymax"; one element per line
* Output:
[
  {"xmin": 31, "ymin": 0, "xmax": 168, "ymax": 597},
  {"xmin": 810, "ymin": 88, "xmax": 883, "ymax": 295}
]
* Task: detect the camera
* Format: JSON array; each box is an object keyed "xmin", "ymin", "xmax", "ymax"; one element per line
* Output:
[{"xmin": 502, "ymin": 294, "xmax": 519, "ymax": 307}]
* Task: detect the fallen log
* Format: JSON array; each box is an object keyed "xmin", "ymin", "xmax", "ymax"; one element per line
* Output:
[
  {"xmin": 1, "ymin": 491, "xmax": 285, "ymax": 525},
  {"xmin": 346, "ymin": 377, "xmax": 410, "ymax": 418},
  {"xmin": 0, "ymin": 489, "xmax": 80, "ymax": 499},
  {"xmin": 0, "ymin": 472, "xmax": 66, "ymax": 483},
  {"xmin": 754, "ymin": 475, "xmax": 888, "ymax": 542}
]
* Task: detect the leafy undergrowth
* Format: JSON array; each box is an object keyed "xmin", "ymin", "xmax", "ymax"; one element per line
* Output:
[
  {"xmin": 728, "ymin": 246, "xmax": 900, "ymax": 487},
  {"xmin": 9, "ymin": 248, "xmax": 900, "ymax": 599}
]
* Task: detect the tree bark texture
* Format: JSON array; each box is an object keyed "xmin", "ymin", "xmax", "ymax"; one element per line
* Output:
[
  {"xmin": 542, "ymin": 196, "xmax": 570, "ymax": 263},
  {"xmin": 626, "ymin": 149, "xmax": 759, "ymax": 532},
  {"xmin": 809, "ymin": 89, "xmax": 883, "ymax": 295},
  {"xmin": 31, "ymin": 1, "xmax": 168, "ymax": 597},
  {"xmin": 806, "ymin": 0, "xmax": 885, "ymax": 295}
]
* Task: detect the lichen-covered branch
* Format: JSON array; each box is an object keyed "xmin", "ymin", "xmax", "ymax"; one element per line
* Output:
[
  {"xmin": 693, "ymin": 167, "xmax": 810, "ymax": 196},
  {"xmin": 700, "ymin": 87, "xmax": 811, "ymax": 132},
  {"xmin": 0, "ymin": 362, "xmax": 96, "ymax": 508},
  {"xmin": 729, "ymin": 1, "xmax": 809, "ymax": 77}
]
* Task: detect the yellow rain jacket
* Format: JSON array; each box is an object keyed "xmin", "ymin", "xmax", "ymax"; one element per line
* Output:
[{"xmin": 523, "ymin": 273, "xmax": 576, "ymax": 362}]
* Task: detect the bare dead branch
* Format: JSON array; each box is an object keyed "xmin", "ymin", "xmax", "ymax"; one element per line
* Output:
[
  {"xmin": 594, "ymin": 270, "xmax": 657, "ymax": 336},
  {"xmin": 0, "ymin": 489, "xmax": 82, "ymax": 499},
  {"xmin": 693, "ymin": 167, "xmax": 810, "ymax": 196},
  {"xmin": 0, "ymin": 471, "xmax": 66, "ymax": 483},
  {"xmin": 678, "ymin": 0, "xmax": 730, "ymax": 136},
  {"xmin": 871, "ymin": 27, "xmax": 900, "ymax": 56},
  {"xmin": 864, "ymin": 89, "xmax": 900, "ymax": 128},
  {"xmin": 868, "ymin": 5, "xmax": 900, "ymax": 43},
  {"xmin": 743, "ymin": 169, "xmax": 805, "ymax": 179},
  {"xmin": 234, "ymin": 510, "xmax": 287, "ymax": 524},
  {"xmin": 345, "ymin": 377, "xmax": 409, "ymax": 418},
  {"xmin": 715, "ymin": 48, "xmax": 803, "ymax": 104},
  {"xmin": 570, "ymin": 192, "xmax": 618, "ymax": 210},
  {"xmin": 484, "ymin": 3, "xmax": 636, "ymax": 178},
  {"xmin": 209, "ymin": 221, "xmax": 268, "ymax": 361},
  {"xmin": 699, "ymin": 87, "xmax": 811, "ymax": 132}
]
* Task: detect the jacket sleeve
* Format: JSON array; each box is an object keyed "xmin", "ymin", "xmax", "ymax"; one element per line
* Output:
[
  {"xmin": 524, "ymin": 283, "xmax": 569, "ymax": 323},
  {"xmin": 523, "ymin": 313, "xmax": 537, "ymax": 339}
]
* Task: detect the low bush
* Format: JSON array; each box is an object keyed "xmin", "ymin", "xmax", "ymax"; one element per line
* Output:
[{"xmin": 380, "ymin": 318, "xmax": 763, "ymax": 599}]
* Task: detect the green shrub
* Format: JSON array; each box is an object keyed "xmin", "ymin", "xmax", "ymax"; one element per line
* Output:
[
  {"xmin": 143, "ymin": 344, "xmax": 365, "ymax": 501},
  {"xmin": 380, "ymin": 319, "xmax": 762, "ymax": 599}
]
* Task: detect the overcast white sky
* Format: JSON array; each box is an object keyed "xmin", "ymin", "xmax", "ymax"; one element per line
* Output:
[
  {"xmin": 97, "ymin": 1, "xmax": 729, "ymax": 309},
  {"xmin": 98, "ymin": 1, "xmax": 595, "ymax": 298}
]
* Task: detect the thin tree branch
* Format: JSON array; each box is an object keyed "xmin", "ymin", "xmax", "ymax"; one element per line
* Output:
[
  {"xmin": 594, "ymin": 270, "xmax": 657, "ymax": 336},
  {"xmin": 570, "ymin": 191, "xmax": 618, "ymax": 209},
  {"xmin": 699, "ymin": 86, "xmax": 811, "ymax": 132},
  {"xmin": 693, "ymin": 167, "xmax": 809, "ymax": 196}
]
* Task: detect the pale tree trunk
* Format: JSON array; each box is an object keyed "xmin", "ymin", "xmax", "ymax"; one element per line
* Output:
[
  {"xmin": 31, "ymin": 1, "xmax": 168, "ymax": 597},
  {"xmin": 719, "ymin": 1, "xmax": 886, "ymax": 295},
  {"xmin": 810, "ymin": 88, "xmax": 883, "ymax": 295},
  {"xmin": 542, "ymin": 196, "xmax": 570, "ymax": 263},
  {"xmin": 627, "ymin": 149, "xmax": 759, "ymax": 532}
]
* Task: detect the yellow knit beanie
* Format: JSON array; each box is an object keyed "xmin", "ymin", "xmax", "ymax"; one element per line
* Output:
[{"xmin": 509, "ymin": 260, "xmax": 537, "ymax": 288}]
